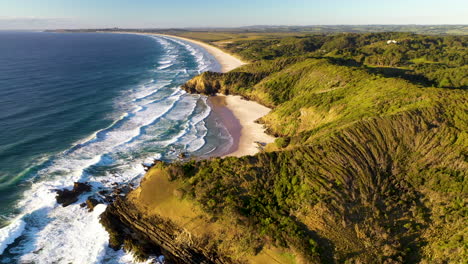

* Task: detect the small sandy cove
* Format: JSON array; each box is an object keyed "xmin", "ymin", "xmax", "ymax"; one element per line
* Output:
[
  {"xmin": 158, "ymin": 34, "xmax": 275, "ymax": 157},
  {"xmin": 125, "ymin": 32, "xmax": 275, "ymax": 157},
  {"xmin": 209, "ymin": 94, "xmax": 275, "ymax": 157}
]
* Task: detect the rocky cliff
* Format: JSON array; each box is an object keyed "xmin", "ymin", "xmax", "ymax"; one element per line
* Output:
[{"xmin": 101, "ymin": 197, "xmax": 232, "ymax": 264}]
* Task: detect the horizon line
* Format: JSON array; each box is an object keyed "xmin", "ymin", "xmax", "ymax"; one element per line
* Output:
[{"xmin": 1, "ymin": 24, "xmax": 466, "ymax": 31}]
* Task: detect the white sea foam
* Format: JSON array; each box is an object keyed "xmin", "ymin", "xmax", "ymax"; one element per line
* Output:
[
  {"xmin": 143, "ymin": 153, "xmax": 162, "ymax": 166},
  {"xmin": 132, "ymin": 80, "xmax": 171, "ymax": 101},
  {"xmin": 182, "ymin": 97, "xmax": 211, "ymax": 151},
  {"xmin": 160, "ymin": 36, "xmax": 219, "ymax": 73},
  {"xmin": 0, "ymin": 34, "xmax": 221, "ymax": 264},
  {"xmin": 18, "ymin": 204, "xmax": 109, "ymax": 264},
  {"xmin": 121, "ymin": 90, "xmax": 184, "ymax": 145},
  {"xmin": 157, "ymin": 64, "xmax": 172, "ymax": 70},
  {"xmin": 0, "ymin": 218, "xmax": 25, "ymax": 255},
  {"xmin": 69, "ymin": 112, "xmax": 129, "ymax": 150}
]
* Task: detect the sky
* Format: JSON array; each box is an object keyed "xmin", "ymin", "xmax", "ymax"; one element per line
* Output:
[{"xmin": 0, "ymin": 0, "xmax": 467, "ymax": 29}]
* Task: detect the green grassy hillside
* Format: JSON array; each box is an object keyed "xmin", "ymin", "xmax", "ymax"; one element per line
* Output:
[
  {"xmin": 162, "ymin": 105, "xmax": 466, "ymax": 263},
  {"xmin": 103, "ymin": 33, "xmax": 467, "ymax": 263},
  {"xmin": 179, "ymin": 53, "xmax": 467, "ymax": 263}
]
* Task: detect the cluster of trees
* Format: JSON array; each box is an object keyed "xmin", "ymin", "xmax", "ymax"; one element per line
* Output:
[
  {"xmin": 162, "ymin": 101, "xmax": 466, "ymax": 263},
  {"xmin": 222, "ymin": 33, "xmax": 467, "ymax": 89},
  {"xmin": 171, "ymin": 155, "xmax": 321, "ymax": 261},
  {"xmin": 177, "ymin": 34, "xmax": 467, "ymax": 262}
]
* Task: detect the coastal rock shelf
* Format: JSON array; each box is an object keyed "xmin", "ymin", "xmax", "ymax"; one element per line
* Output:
[{"xmin": 100, "ymin": 197, "xmax": 231, "ymax": 264}]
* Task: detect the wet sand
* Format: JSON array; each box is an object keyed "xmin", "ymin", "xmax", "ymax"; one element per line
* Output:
[
  {"xmin": 158, "ymin": 35, "xmax": 275, "ymax": 157},
  {"xmin": 209, "ymin": 95, "xmax": 275, "ymax": 157},
  {"xmin": 117, "ymin": 31, "xmax": 274, "ymax": 157}
]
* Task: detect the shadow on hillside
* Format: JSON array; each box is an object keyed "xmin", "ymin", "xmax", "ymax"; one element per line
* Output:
[
  {"xmin": 293, "ymin": 218, "xmax": 337, "ymax": 264},
  {"xmin": 321, "ymin": 57, "xmax": 441, "ymax": 88},
  {"xmin": 366, "ymin": 66, "xmax": 436, "ymax": 87}
]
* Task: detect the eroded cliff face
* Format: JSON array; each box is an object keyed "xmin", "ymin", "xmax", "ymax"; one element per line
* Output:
[
  {"xmin": 100, "ymin": 196, "xmax": 232, "ymax": 264},
  {"xmin": 99, "ymin": 103, "xmax": 467, "ymax": 263}
]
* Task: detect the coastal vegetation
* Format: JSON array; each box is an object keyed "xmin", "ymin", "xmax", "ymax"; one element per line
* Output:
[
  {"xmin": 218, "ymin": 33, "xmax": 467, "ymax": 89},
  {"xmin": 101, "ymin": 32, "xmax": 467, "ymax": 263},
  {"xmin": 78, "ymin": 25, "xmax": 468, "ymax": 36}
]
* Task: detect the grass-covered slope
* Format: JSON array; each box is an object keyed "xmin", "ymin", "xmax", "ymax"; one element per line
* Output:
[
  {"xmin": 183, "ymin": 57, "xmax": 466, "ymax": 145},
  {"xmin": 162, "ymin": 106, "xmax": 466, "ymax": 263},
  {"xmin": 179, "ymin": 57, "xmax": 467, "ymax": 263},
  {"xmin": 102, "ymin": 33, "xmax": 467, "ymax": 264}
]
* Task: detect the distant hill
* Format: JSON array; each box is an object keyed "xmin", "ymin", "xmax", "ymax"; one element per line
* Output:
[{"xmin": 51, "ymin": 24, "xmax": 468, "ymax": 35}]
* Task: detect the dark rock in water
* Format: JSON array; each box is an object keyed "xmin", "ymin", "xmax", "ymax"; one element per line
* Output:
[
  {"xmin": 178, "ymin": 152, "xmax": 188, "ymax": 159},
  {"xmin": 116, "ymin": 185, "xmax": 131, "ymax": 195},
  {"xmin": 55, "ymin": 182, "xmax": 92, "ymax": 207},
  {"xmin": 86, "ymin": 198, "xmax": 100, "ymax": 212},
  {"xmin": 102, "ymin": 195, "xmax": 114, "ymax": 204}
]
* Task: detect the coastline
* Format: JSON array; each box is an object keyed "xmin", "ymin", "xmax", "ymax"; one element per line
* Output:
[
  {"xmin": 116, "ymin": 32, "xmax": 245, "ymax": 73},
  {"xmin": 165, "ymin": 35, "xmax": 275, "ymax": 157},
  {"xmin": 209, "ymin": 94, "xmax": 275, "ymax": 157},
  {"xmin": 155, "ymin": 34, "xmax": 246, "ymax": 73},
  {"xmin": 72, "ymin": 30, "xmax": 467, "ymax": 264},
  {"xmin": 126, "ymin": 32, "xmax": 274, "ymax": 157}
]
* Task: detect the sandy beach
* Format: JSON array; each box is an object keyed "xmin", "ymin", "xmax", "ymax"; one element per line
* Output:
[
  {"xmin": 156, "ymin": 34, "xmax": 275, "ymax": 157},
  {"xmin": 209, "ymin": 94, "xmax": 275, "ymax": 157},
  {"xmin": 121, "ymin": 32, "xmax": 275, "ymax": 157},
  {"xmin": 156, "ymin": 34, "xmax": 246, "ymax": 73},
  {"xmin": 117, "ymin": 32, "xmax": 245, "ymax": 73}
]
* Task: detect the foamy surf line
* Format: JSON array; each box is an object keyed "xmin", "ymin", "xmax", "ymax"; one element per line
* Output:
[{"xmin": 0, "ymin": 33, "xmax": 223, "ymax": 263}]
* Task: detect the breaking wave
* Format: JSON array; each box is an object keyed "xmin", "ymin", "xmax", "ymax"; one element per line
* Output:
[{"xmin": 0, "ymin": 34, "xmax": 225, "ymax": 264}]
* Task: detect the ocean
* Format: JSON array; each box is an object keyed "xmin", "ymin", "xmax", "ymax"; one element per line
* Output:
[{"xmin": 0, "ymin": 31, "xmax": 231, "ymax": 263}]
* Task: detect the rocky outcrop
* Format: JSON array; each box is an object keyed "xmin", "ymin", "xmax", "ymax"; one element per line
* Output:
[
  {"xmin": 85, "ymin": 197, "xmax": 100, "ymax": 212},
  {"xmin": 181, "ymin": 72, "xmax": 223, "ymax": 95},
  {"xmin": 55, "ymin": 182, "xmax": 92, "ymax": 207},
  {"xmin": 100, "ymin": 197, "xmax": 232, "ymax": 264}
]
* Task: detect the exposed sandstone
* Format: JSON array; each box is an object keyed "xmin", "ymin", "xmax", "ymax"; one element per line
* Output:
[{"xmin": 100, "ymin": 197, "xmax": 232, "ymax": 264}]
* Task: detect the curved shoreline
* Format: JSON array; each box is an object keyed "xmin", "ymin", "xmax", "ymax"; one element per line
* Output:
[
  {"xmin": 114, "ymin": 32, "xmax": 244, "ymax": 73},
  {"xmin": 154, "ymin": 34, "xmax": 246, "ymax": 73},
  {"xmin": 120, "ymin": 32, "xmax": 275, "ymax": 157},
  {"xmin": 156, "ymin": 34, "xmax": 276, "ymax": 157}
]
